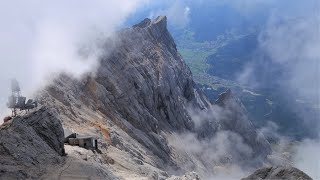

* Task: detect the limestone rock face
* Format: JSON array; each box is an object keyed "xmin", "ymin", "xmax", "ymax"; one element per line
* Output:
[
  {"xmin": 0, "ymin": 107, "xmax": 65, "ymax": 179},
  {"xmin": 40, "ymin": 15, "xmax": 211, "ymax": 169},
  {"xmin": 33, "ymin": 16, "xmax": 271, "ymax": 179},
  {"xmin": 241, "ymin": 166, "xmax": 313, "ymax": 180}
]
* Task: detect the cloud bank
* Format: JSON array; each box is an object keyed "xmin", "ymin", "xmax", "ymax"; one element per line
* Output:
[
  {"xmin": 233, "ymin": 0, "xmax": 320, "ymax": 178},
  {"xmin": 293, "ymin": 139, "xmax": 320, "ymax": 179},
  {"xmin": 0, "ymin": 0, "xmax": 148, "ymax": 118}
]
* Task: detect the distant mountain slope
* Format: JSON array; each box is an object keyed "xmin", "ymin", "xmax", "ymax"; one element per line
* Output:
[
  {"xmin": 176, "ymin": 25, "xmax": 317, "ymax": 139},
  {"xmin": 206, "ymin": 33, "xmax": 258, "ymax": 80}
]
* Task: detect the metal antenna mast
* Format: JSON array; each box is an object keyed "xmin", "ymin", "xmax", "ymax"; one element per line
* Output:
[{"xmin": 6, "ymin": 79, "xmax": 38, "ymax": 116}]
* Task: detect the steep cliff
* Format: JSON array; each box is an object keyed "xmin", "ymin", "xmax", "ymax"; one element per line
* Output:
[
  {"xmin": 36, "ymin": 16, "xmax": 272, "ymax": 179},
  {"xmin": 0, "ymin": 16, "xmax": 272, "ymax": 179}
]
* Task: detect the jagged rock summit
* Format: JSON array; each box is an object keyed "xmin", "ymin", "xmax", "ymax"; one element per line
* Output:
[{"xmin": 242, "ymin": 166, "xmax": 313, "ymax": 180}]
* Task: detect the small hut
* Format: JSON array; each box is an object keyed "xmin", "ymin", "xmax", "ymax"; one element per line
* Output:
[{"xmin": 65, "ymin": 132, "xmax": 98, "ymax": 150}]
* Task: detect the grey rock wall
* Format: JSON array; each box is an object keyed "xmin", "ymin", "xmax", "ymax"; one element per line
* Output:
[{"xmin": 0, "ymin": 107, "xmax": 65, "ymax": 179}]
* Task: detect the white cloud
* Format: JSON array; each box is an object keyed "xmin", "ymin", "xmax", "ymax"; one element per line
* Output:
[
  {"xmin": 168, "ymin": 130, "xmax": 252, "ymax": 179},
  {"xmin": 259, "ymin": 14, "xmax": 320, "ymax": 102},
  {"xmin": 236, "ymin": 0, "xmax": 320, "ymax": 122},
  {"xmin": 233, "ymin": 1, "xmax": 320, "ymax": 177},
  {"xmin": 293, "ymin": 140, "xmax": 320, "ymax": 179},
  {"xmin": 0, "ymin": 0, "xmax": 148, "ymax": 119}
]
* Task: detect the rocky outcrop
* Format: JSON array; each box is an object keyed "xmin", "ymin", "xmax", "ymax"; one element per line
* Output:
[
  {"xmin": 215, "ymin": 90, "xmax": 271, "ymax": 162},
  {"xmin": 0, "ymin": 107, "xmax": 65, "ymax": 179},
  {"xmin": 241, "ymin": 166, "xmax": 313, "ymax": 180},
  {"xmin": 167, "ymin": 172, "xmax": 201, "ymax": 180}
]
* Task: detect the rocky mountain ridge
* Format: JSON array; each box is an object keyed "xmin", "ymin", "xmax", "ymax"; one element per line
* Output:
[{"xmin": 0, "ymin": 16, "xmax": 294, "ymax": 179}]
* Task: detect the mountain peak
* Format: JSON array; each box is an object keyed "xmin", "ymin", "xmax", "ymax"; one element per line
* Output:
[
  {"xmin": 131, "ymin": 15, "xmax": 177, "ymax": 58},
  {"xmin": 133, "ymin": 16, "xmax": 167, "ymax": 31},
  {"xmin": 152, "ymin": 16, "xmax": 167, "ymax": 29}
]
